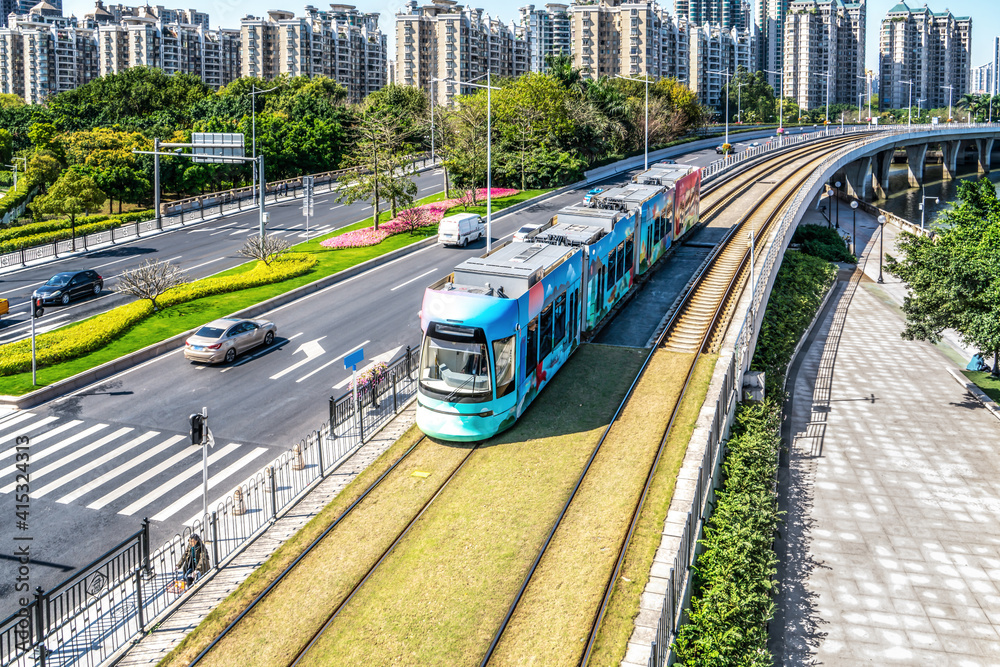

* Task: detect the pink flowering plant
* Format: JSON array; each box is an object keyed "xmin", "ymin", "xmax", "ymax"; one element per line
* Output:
[
  {"xmin": 350, "ymin": 361, "xmax": 388, "ymax": 391},
  {"xmin": 320, "ymin": 188, "xmax": 520, "ymax": 250}
]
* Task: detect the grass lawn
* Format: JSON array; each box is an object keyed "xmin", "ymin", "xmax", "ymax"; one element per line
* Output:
[
  {"xmin": 588, "ymin": 353, "xmax": 718, "ymax": 665},
  {"xmin": 963, "ymin": 370, "xmax": 1000, "ymax": 403},
  {"xmin": 296, "ymin": 344, "xmax": 647, "ymax": 666},
  {"xmin": 441, "ymin": 188, "xmax": 550, "ymax": 218},
  {"xmin": 488, "ymin": 350, "xmax": 705, "ymax": 666}
]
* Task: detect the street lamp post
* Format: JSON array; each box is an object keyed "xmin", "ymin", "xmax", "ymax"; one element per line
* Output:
[
  {"xmin": 901, "ymin": 80, "xmax": 914, "ymax": 127},
  {"xmin": 942, "ymin": 85, "xmax": 954, "ymax": 121},
  {"xmin": 445, "ymin": 71, "xmax": 500, "ymax": 253},
  {"xmin": 917, "ymin": 98, "xmax": 926, "ymax": 120},
  {"xmin": 249, "ymin": 84, "xmax": 278, "ymax": 203},
  {"xmin": 877, "ymin": 214, "xmax": 887, "ymax": 283},
  {"xmin": 616, "ymin": 73, "xmax": 650, "ymax": 170},
  {"xmin": 850, "ymin": 200, "xmax": 859, "ymax": 256},
  {"xmin": 429, "ymin": 77, "xmax": 450, "ymax": 196},
  {"xmin": 919, "ymin": 187, "xmax": 939, "ymax": 230},
  {"xmin": 834, "ymin": 180, "xmax": 841, "ymax": 229},
  {"xmin": 815, "ymin": 71, "xmax": 833, "ymax": 131},
  {"xmin": 858, "ymin": 73, "xmax": 872, "ymax": 124},
  {"xmin": 737, "ymin": 80, "xmax": 745, "ymax": 124},
  {"xmin": 709, "ymin": 69, "xmax": 732, "ymax": 147},
  {"xmin": 764, "ymin": 69, "xmax": 784, "ymax": 133},
  {"xmin": 6, "ymin": 156, "xmax": 26, "ymax": 190}
]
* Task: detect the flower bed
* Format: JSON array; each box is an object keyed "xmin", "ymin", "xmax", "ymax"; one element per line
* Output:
[{"xmin": 320, "ymin": 188, "xmax": 519, "ymax": 250}]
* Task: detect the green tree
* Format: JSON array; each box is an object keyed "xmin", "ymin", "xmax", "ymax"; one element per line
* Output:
[
  {"xmin": 0, "ymin": 128, "xmax": 11, "ymax": 164},
  {"xmin": 0, "ymin": 93, "xmax": 24, "ymax": 109},
  {"xmin": 887, "ymin": 178, "xmax": 1000, "ymax": 376},
  {"xmin": 335, "ymin": 110, "xmax": 416, "ymax": 228},
  {"xmin": 28, "ymin": 122, "xmax": 58, "ymax": 151},
  {"xmin": 33, "ymin": 168, "xmax": 107, "ymax": 246},
  {"xmin": 26, "ymin": 152, "xmax": 62, "ymax": 191}
]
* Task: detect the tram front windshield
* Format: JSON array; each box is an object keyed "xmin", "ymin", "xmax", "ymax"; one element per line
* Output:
[{"xmin": 420, "ymin": 324, "xmax": 492, "ymax": 402}]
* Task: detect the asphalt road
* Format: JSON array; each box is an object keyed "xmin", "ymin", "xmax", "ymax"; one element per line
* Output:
[
  {"xmin": 0, "ymin": 170, "xmax": 447, "ymax": 346},
  {"xmin": 0, "ymin": 129, "xmax": 782, "ymax": 615}
]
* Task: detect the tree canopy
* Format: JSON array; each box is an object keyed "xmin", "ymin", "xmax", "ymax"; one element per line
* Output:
[{"xmin": 887, "ymin": 178, "xmax": 1000, "ymax": 375}]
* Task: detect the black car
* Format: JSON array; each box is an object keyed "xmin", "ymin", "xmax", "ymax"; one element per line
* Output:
[{"xmin": 33, "ymin": 270, "xmax": 104, "ymax": 306}]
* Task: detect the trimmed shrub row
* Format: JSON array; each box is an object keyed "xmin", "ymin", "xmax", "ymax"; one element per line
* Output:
[
  {"xmin": 791, "ymin": 223, "xmax": 855, "ymax": 263},
  {"xmin": 0, "ymin": 254, "xmax": 317, "ymax": 376},
  {"xmin": 0, "ymin": 210, "xmax": 153, "ymax": 253},
  {"xmin": 0, "ymin": 178, "xmax": 33, "ymax": 220},
  {"xmin": 672, "ymin": 402, "xmax": 782, "ymax": 667}
]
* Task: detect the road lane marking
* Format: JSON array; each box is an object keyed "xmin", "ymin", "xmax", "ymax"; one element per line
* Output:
[
  {"xmin": 57, "ymin": 434, "xmax": 183, "ymax": 505},
  {"xmin": 86, "ymin": 436, "xmax": 205, "ymax": 510},
  {"xmin": 0, "ymin": 412, "xmax": 36, "ymax": 432},
  {"xmin": 390, "ymin": 268, "xmax": 437, "ymax": 292},
  {"xmin": 92, "ymin": 256, "xmax": 134, "ymax": 269},
  {"xmin": 296, "ymin": 339, "xmax": 370, "ymax": 383},
  {"xmin": 32, "ymin": 430, "xmax": 157, "ymax": 498},
  {"xmin": 210, "ymin": 227, "xmax": 237, "ymax": 236},
  {"xmin": 220, "ymin": 334, "xmax": 296, "ymax": 372},
  {"xmin": 7, "ymin": 427, "xmax": 136, "ymax": 495},
  {"xmin": 0, "ymin": 416, "xmax": 61, "ymax": 447},
  {"xmin": 152, "ymin": 447, "xmax": 268, "ymax": 522},
  {"xmin": 116, "ymin": 443, "xmax": 240, "ymax": 516},
  {"xmin": 0, "ymin": 422, "xmax": 103, "ymax": 482},
  {"xmin": 270, "ymin": 336, "xmax": 327, "ymax": 380},
  {"xmin": 164, "ymin": 255, "xmax": 183, "ymax": 263},
  {"xmin": 185, "ymin": 256, "xmax": 226, "ymax": 272}
]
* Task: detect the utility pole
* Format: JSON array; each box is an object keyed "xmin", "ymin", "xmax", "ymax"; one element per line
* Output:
[
  {"xmin": 249, "ymin": 84, "xmax": 278, "ymax": 204},
  {"xmin": 616, "ymin": 73, "xmax": 650, "ymax": 169},
  {"xmin": 902, "ymin": 80, "xmax": 914, "ymax": 127},
  {"xmin": 942, "ymin": 85, "xmax": 954, "ymax": 121},
  {"xmin": 709, "ymin": 69, "xmax": 732, "ymax": 146},
  {"xmin": 765, "ymin": 68, "xmax": 784, "ymax": 133}
]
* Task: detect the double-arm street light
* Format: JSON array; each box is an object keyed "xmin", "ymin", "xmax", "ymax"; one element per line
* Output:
[
  {"xmin": 858, "ymin": 73, "xmax": 872, "ymax": 123},
  {"xmin": 877, "ymin": 214, "xmax": 887, "ymax": 283},
  {"xmin": 850, "ymin": 199, "xmax": 859, "ymax": 255},
  {"xmin": 428, "ymin": 77, "xmax": 450, "ymax": 195},
  {"xmin": 919, "ymin": 187, "xmax": 939, "ymax": 230},
  {"xmin": 709, "ymin": 69, "xmax": 732, "ymax": 147},
  {"xmin": 443, "ymin": 71, "xmax": 500, "ymax": 253},
  {"xmin": 901, "ymin": 80, "xmax": 914, "ymax": 127},
  {"xmin": 942, "ymin": 85, "xmax": 954, "ymax": 122},
  {"xmin": 764, "ymin": 68, "xmax": 784, "ymax": 133},
  {"xmin": 5, "ymin": 156, "xmax": 26, "ymax": 190},
  {"xmin": 815, "ymin": 71, "xmax": 833, "ymax": 131},
  {"xmin": 616, "ymin": 73, "xmax": 650, "ymax": 170},
  {"xmin": 917, "ymin": 98, "xmax": 926, "ymax": 119},
  {"xmin": 249, "ymin": 84, "xmax": 279, "ymax": 203}
]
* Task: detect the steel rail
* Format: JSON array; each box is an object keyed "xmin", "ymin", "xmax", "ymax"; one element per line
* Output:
[
  {"xmin": 578, "ymin": 138, "xmax": 865, "ymax": 664},
  {"xmin": 189, "ymin": 436, "xmax": 429, "ymax": 666},
  {"xmin": 476, "ymin": 134, "xmax": 865, "ymax": 667},
  {"xmin": 288, "ymin": 443, "xmax": 481, "ymax": 666}
]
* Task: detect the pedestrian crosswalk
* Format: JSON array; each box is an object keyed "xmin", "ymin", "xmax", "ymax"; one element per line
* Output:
[{"xmin": 0, "ymin": 412, "xmax": 273, "ymax": 526}]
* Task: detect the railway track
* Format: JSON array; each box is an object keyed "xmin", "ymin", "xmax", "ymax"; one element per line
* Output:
[
  {"xmin": 478, "ymin": 132, "xmax": 879, "ymax": 666},
  {"xmin": 186, "ymin": 132, "xmax": 877, "ymax": 667}
]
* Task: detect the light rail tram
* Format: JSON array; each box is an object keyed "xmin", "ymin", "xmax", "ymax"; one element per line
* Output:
[{"xmin": 416, "ymin": 164, "xmax": 702, "ymax": 441}]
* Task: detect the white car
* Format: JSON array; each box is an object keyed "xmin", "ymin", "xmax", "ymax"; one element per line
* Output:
[
  {"xmin": 438, "ymin": 213, "xmax": 485, "ymax": 247},
  {"xmin": 513, "ymin": 223, "xmax": 541, "ymax": 243}
]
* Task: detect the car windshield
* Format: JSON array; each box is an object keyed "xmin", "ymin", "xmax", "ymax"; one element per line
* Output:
[
  {"xmin": 419, "ymin": 333, "xmax": 492, "ymax": 401},
  {"xmin": 45, "ymin": 273, "xmax": 74, "ymax": 286},
  {"xmin": 517, "ymin": 226, "xmax": 535, "ymax": 234},
  {"xmin": 195, "ymin": 326, "xmax": 226, "ymax": 339}
]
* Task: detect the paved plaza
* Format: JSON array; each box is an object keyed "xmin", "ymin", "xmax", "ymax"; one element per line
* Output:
[{"xmin": 770, "ymin": 208, "xmax": 1000, "ymax": 665}]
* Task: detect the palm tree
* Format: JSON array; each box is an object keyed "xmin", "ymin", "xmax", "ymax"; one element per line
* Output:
[
  {"xmin": 956, "ymin": 92, "xmax": 977, "ymax": 121},
  {"xmin": 545, "ymin": 54, "xmax": 586, "ymax": 95}
]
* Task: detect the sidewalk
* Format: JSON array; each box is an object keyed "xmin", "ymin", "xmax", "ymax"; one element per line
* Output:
[
  {"xmin": 770, "ymin": 201, "xmax": 1000, "ymax": 664},
  {"xmin": 116, "ymin": 404, "xmax": 416, "ymax": 666}
]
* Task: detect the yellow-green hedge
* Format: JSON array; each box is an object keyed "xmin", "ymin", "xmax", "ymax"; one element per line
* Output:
[{"xmin": 0, "ymin": 255, "xmax": 317, "ymax": 376}]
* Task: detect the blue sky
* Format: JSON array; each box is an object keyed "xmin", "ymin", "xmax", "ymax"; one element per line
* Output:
[{"xmin": 63, "ymin": 0, "xmax": 998, "ymax": 76}]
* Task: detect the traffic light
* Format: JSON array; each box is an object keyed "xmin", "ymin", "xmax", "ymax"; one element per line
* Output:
[
  {"xmin": 33, "ymin": 298, "xmax": 43, "ymax": 319},
  {"xmin": 189, "ymin": 413, "xmax": 204, "ymax": 446}
]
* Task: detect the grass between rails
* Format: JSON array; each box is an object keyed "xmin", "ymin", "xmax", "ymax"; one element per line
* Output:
[
  {"xmin": 487, "ymin": 350, "xmax": 706, "ymax": 666},
  {"xmin": 963, "ymin": 370, "xmax": 1000, "ymax": 403},
  {"xmin": 588, "ymin": 353, "xmax": 718, "ymax": 666},
  {"xmin": 155, "ymin": 424, "xmax": 428, "ymax": 667},
  {"xmin": 295, "ymin": 344, "xmax": 646, "ymax": 666}
]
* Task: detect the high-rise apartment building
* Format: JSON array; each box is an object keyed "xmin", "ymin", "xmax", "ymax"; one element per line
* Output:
[
  {"xmin": 570, "ymin": 0, "xmax": 621, "ymax": 78},
  {"xmin": 241, "ymin": 5, "xmax": 386, "ymax": 103},
  {"xmin": 783, "ymin": 0, "xmax": 865, "ymax": 111},
  {"xmin": 879, "ymin": 1, "xmax": 971, "ymax": 112},
  {"xmin": 688, "ymin": 22, "xmax": 754, "ymax": 108},
  {"xmin": 519, "ymin": 3, "xmax": 571, "ymax": 72},
  {"xmin": 394, "ymin": 0, "xmax": 527, "ymax": 104},
  {"xmin": 0, "ymin": 1, "xmax": 241, "ymax": 101},
  {"xmin": 971, "ymin": 62, "xmax": 991, "ymax": 95},
  {"xmin": 675, "ymin": 0, "xmax": 749, "ymax": 30},
  {"xmin": 757, "ymin": 0, "xmax": 788, "ymax": 91}
]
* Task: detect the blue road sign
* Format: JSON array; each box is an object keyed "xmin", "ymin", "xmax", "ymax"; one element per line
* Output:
[{"xmin": 344, "ymin": 347, "xmax": 364, "ymax": 370}]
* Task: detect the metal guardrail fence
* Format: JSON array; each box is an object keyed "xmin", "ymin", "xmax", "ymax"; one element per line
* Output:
[
  {"xmin": 0, "ymin": 154, "xmax": 435, "ymax": 271},
  {"xmin": 645, "ymin": 134, "xmax": 889, "ymax": 666},
  {"xmin": 0, "ymin": 347, "xmax": 420, "ymax": 667}
]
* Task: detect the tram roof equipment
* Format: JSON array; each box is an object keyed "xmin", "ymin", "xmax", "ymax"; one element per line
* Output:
[
  {"xmin": 446, "ymin": 242, "xmax": 575, "ymax": 299},
  {"xmin": 632, "ymin": 163, "xmax": 697, "ymax": 187},
  {"xmin": 591, "ymin": 183, "xmax": 664, "ymax": 211}
]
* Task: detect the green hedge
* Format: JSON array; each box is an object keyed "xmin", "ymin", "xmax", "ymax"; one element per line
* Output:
[
  {"xmin": 791, "ymin": 223, "xmax": 855, "ymax": 263},
  {"xmin": 0, "ymin": 210, "xmax": 153, "ymax": 253},
  {"xmin": 672, "ymin": 402, "xmax": 782, "ymax": 667},
  {"xmin": 0, "ymin": 255, "xmax": 317, "ymax": 376},
  {"xmin": 0, "ymin": 179, "xmax": 32, "ymax": 220},
  {"xmin": 751, "ymin": 250, "xmax": 837, "ymax": 395}
]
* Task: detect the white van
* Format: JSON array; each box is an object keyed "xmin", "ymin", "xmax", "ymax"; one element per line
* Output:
[{"xmin": 438, "ymin": 213, "xmax": 485, "ymax": 247}]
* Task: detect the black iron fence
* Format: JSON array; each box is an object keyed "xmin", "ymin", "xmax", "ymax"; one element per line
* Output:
[{"xmin": 0, "ymin": 346, "xmax": 421, "ymax": 667}]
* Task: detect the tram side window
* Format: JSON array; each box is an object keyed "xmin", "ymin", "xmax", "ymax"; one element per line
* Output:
[
  {"xmin": 540, "ymin": 303, "xmax": 554, "ymax": 360},
  {"xmin": 493, "ymin": 336, "xmax": 516, "ymax": 398},
  {"xmin": 553, "ymin": 293, "xmax": 567, "ymax": 346},
  {"xmin": 625, "ymin": 234, "xmax": 634, "ymax": 274},
  {"xmin": 526, "ymin": 317, "xmax": 538, "ymax": 375}
]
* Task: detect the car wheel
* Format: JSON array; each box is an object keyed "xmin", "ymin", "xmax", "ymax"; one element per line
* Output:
[
  {"xmin": 60, "ymin": 293, "xmax": 70, "ymax": 305},
  {"xmin": 93, "ymin": 283, "xmax": 102, "ymax": 296},
  {"xmin": 461, "ymin": 237, "xmax": 468, "ymax": 247},
  {"xmin": 264, "ymin": 331, "xmax": 274, "ymax": 346},
  {"xmin": 224, "ymin": 348, "xmax": 236, "ymax": 364}
]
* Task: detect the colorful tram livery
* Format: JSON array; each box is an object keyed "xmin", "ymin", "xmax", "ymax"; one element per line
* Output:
[{"xmin": 417, "ymin": 164, "xmax": 701, "ymax": 441}]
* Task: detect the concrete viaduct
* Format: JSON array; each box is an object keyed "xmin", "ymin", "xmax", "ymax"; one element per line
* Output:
[{"xmin": 831, "ymin": 124, "xmax": 1000, "ymax": 201}]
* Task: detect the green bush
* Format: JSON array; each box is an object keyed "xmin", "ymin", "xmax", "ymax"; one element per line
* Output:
[
  {"xmin": 0, "ymin": 179, "xmax": 32, "ymax": 220},
  {"xmin": 791, "ymin": 223, "xmax": 855, "ymax": 263},
  {"xmin": 0, "ymin": 210, "xmax": 153, "ymax": 253},
  {"xmin": 672, "ymin": 401, "xmax": 782, "ymax": 667},
  {"xmin": 0, "ymin": 255, "xmax": 317, "ymax": 376},
  {"xmin": 751, "ymin": 250, "xmax": 836, "ymax": 395}
]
